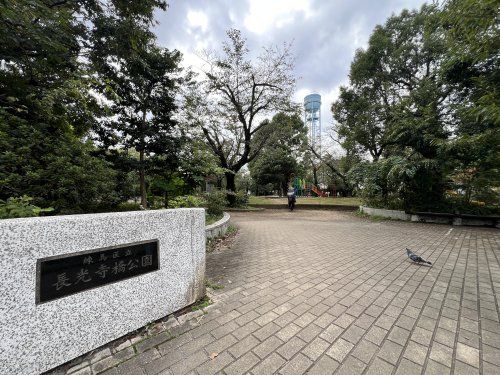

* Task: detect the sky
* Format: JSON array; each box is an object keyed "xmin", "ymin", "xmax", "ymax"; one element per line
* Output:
[{"xmin": 153, "ymin": 0, "xmax": 428, "ymax": 141}]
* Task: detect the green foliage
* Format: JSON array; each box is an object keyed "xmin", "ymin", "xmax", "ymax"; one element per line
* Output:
[
  {"xmin": 0, "ymin": 196, "xmax": 53, "ymax": 219},
  {"xmin": 114, "ymin": 202, "xmax": 142, "ymax": 212},
  {"xmin": 332, "ymin": 4, "xmax": 446, "ymax": 162},
  {"xmin": 337, "ymin": 1, "xmax": 499, "ymax": 213},
  {"xmin": 333, "ymin": 4, "xmax": 449, "ymax": 208},
  {"xmin": 439, "ymin": 197, "xmax": 500, "ymax": 216},
  {"xmin": 178, "ymin": 141, "xmax": 225, "ymax": 190},
  {"xmin": 0, "ymin": 0, "xmax": 188, "ymax": 213},
  {"xmin": 235, "ymin": 191, "xmax": 249, "ymax": 207},
  {"xmin": 191, "ymin": 295, "xmax": 211, "ymax": 311},
  {"xmin": 250, "ymin": 113, "xmax": 307, "ymax": 195},
  {"xmin": 320, "ymin": 153, "xmax": 359, "ymax": 197},
  {"xmin": 0, "ymin": 1, "xmax": 119, "ymax": 213},
  {"xmin": 148, "ymin": 172, "xmax": 187, "ymax": 208},
  {"xmin": 167, "ymin": 195, "xmax": 205, "ymax": 209},
  {"xmin": 252, "ymin": 113, "xmax": 308, "ymax": 154},
  {"xmin": 0, "ymin": 112, "xmax": 122, "ymax": 213},
  {"xmin": 2, "ymin": 0, "xmax": 496, "ymax": 218},
  {"xmin": 205, "ymin": 214, "xmax": 223, "ymax": 225},
  {"xmin": 226, "ymin": 225, "xmax": 238, "ymax": 236},
  {"xmin": 235, "ymin": 172, "xmax": 255, "ymax": 194},
  {"xmin": 89, "ymin": 1, "xmax": 183, "ymax": 208},
  {"xmin": 250, "ymin": 148, "xmax": 299, "ymax": 194},
  {"xmin": 205, "ymin": 279, "xmax": 224, "ymax": 290},
  {"xmin": 226, "ymin": 191, "xmax": 249, "ymax": 207},
  {"xmin": 348, "ymin": 159, "xmax": 404, "ymax": 210},
  {"xmin": 439, "ymin": 0, "xmax": 500, "ymax": 205},
  {"xmin": 205, "ymin": 190, "xmax": 228, "ymax": 216}
]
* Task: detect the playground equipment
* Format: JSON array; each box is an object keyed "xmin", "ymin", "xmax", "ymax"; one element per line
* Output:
[{"xmin": 292, "ymin": 177, "xmax": 327, "ymax": 197}]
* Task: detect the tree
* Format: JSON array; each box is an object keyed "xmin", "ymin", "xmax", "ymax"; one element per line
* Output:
[
  {"xmin": 332, "ymin": 5, "xmax": 446, "ymax": 161},
  {"xmin": 252, "ymin": 112, "xmax": 307, "ymax": 153},
  {"xmin": 306, "ymin": 140, "xmax": 353, "ymax": 192},
  {"xmin": 148, "ymin": 139, "xmax": 223, "ymax": 207},
  {"xmin": 331, "ymin": 4, "xmax": 453, "ymax": 209},
  {"xmin": 177, "ymin": 140, "xmax": 224, "ymax": 192},
  {"xmin": 333, "ymin": 1, "xmax": 498, "ymax": 213},
  {"xmin": 0, "ymin": 1, "xmax": 196, "ymax": 214},
  {"xmin": 250, "ymin": 149, "xmax": 299, "ymax": 195},
  {"xmin": 439, "ymin": 0, "xmax": 499, "ymax": 205},
  {"xmin": 0, "ymin": 0, "xmax": 121, "ymax": 212},
  {"xmin": 89, "ymin": 1, "xmax": 183, "ymax": 208},
  {"xmin": 184, "ymin": 29, "xmax": 296, "ymax": 205},
  {"xmin": 331, "ymin": 86, "xmax": 387, "ymax": 161},
  {"xmin": 249, "ymin": 113, "xmax": 306, "ymax": 195},
  {"xmin": 321, "ymin": 152, "xmax": 360, "ymax": 196}
]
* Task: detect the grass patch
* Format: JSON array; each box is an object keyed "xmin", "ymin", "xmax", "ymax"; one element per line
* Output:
[
  {"xmin": 354, "ymin": 210, "xmax": 368, "ymax": 218},
  {"xmin": 206, "ymin": 213, "xmax": 223, "ymax": 225},
  {"xmin": 205, "ymin": 279, "xmax": 224, "ymax": 290},
  {"xmin": 248, "ymin": 196, "xmax": 361, "ymax": 206},
  {"xmin": 225, "ymin": 224, "xmax": 237, "ymax": 235},
  {"xmin": 191, "ymin": 295, "xmax": 211, "ymax": 311}
]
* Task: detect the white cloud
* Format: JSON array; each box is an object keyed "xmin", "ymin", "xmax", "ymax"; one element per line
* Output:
[
  {"xmin": 187, "ymin": 9, "xmax": 209, "ymax": 33},
  {"xmin": 244, "ymin": 0, "xmax": 315, "ymax": 34},
  {"xmin": 154, "ymin": 0, "xmax": 428, "ymax": 156}
]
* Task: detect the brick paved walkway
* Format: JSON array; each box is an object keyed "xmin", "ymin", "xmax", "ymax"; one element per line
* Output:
[{"xmin": 68, "ymin": 210, "xmax": 499, "ymax": 375}]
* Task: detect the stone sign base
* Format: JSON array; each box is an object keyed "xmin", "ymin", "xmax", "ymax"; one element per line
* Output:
[{"xmin": 0, "ymin": 208, "xmax": 205, "ymax": 375}]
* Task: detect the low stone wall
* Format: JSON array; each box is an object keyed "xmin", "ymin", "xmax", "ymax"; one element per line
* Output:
[
  {"xmin": 249, "ymin": 204, "xmax": 358, "ymax": 211},
  {"xmin": 360, "ymin": 206, "xmax": 500, "ymax": 228},
  {"xmin": 410, "ymin": 212, "xmax": 500, "ymax": 228},
  {"xmin": 359, "ymin": 206, "xmax": 411, "ymax": 220},
  {"xmin": 0, "ymin": 208, "xmax": 206, "ymax": 375},
  {"xmin": 206, "ymin": 212, "xmax": 231, "ymax": 239}
]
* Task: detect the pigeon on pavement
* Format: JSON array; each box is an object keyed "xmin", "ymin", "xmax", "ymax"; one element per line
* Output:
[{"xmin": 406, "ymin": 248, "xmax": 432, "ymax": 265}]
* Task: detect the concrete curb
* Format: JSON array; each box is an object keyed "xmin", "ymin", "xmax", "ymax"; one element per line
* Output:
[
  {"xmin": 205, "ymin": 212, "xmax": 231, "ymax": 239},
  {"xmin": 359, "ymin": 206, "xmax": 410, "ymax": 220}
]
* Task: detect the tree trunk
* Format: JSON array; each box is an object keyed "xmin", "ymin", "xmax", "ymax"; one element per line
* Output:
[
  {"xmin": 225, "ymin": 171, "xmax": 236, "ymax": 206},
  {"xmin": 139, "ymin": 111, "xmax": 148, "ymax": 209},
  {"xmin": 312, "ymin": 164, "xmax": 319, "ymax": 187},
  {"xmin": 281, "ymin": 180, "xmax": 288, "ymax": 196},
  {"xmin": 139, "ymin": 149, "xmax": 147, "ymax": 208}
]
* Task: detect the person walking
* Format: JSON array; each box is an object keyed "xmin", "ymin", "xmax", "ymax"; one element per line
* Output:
[{"xmin": 287, "ymin": 188, "xmax": 296, "ymax": 211}]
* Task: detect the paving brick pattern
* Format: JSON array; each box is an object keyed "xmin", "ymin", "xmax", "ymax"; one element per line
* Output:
[{"xmin": 56, "ymin": 210, "xmax": 499, "ymax": 374}]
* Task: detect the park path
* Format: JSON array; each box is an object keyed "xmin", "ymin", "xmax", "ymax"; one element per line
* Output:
[{"xmin": 69, "ymin": 210, "xmax": 500, "ymax": 375}]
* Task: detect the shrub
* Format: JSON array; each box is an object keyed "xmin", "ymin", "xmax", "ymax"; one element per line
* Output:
[
  {"xmin": 362, "ymin": 197, "xmax": 404, "ymax": 211},
  {"xmin": 226, "ymin": 191, "xmax": 249, "ymax": 207},
  {"xmin": 113, "ymin": 202, "xmax": 142, "ymax": 212},
  {"xmin": 0, "ymin": 196, "xmax": 54, "ymax": 219},
  {"xmin": 431, "ymin": 197, "xmax": 500, "ymax": 216},
  {"xmin": 149, "ymin": 196, "xmax": 165, "ymax": 209},
  {"xmin": 167, "ymin": 195, "xmax": 205, "ymax": 209},
  {"xmin": 205, "ymin": 190, "xmax": 228, "ymax": 216}
]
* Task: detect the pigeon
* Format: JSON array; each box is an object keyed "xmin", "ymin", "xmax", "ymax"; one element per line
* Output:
[{"xmin": 406, "ymin": 248, "xmax": 432, "ymax": 265}]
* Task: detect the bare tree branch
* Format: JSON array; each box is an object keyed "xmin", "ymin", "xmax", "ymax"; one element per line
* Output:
[{"xmin": 182, "ymin": 29, "xmax": 296, "ymax": 194}]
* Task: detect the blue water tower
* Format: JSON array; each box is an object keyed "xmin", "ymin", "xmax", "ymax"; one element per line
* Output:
[{"xmin": 304, "ymin": 94, "xmax": 321, "ymax": 153}]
